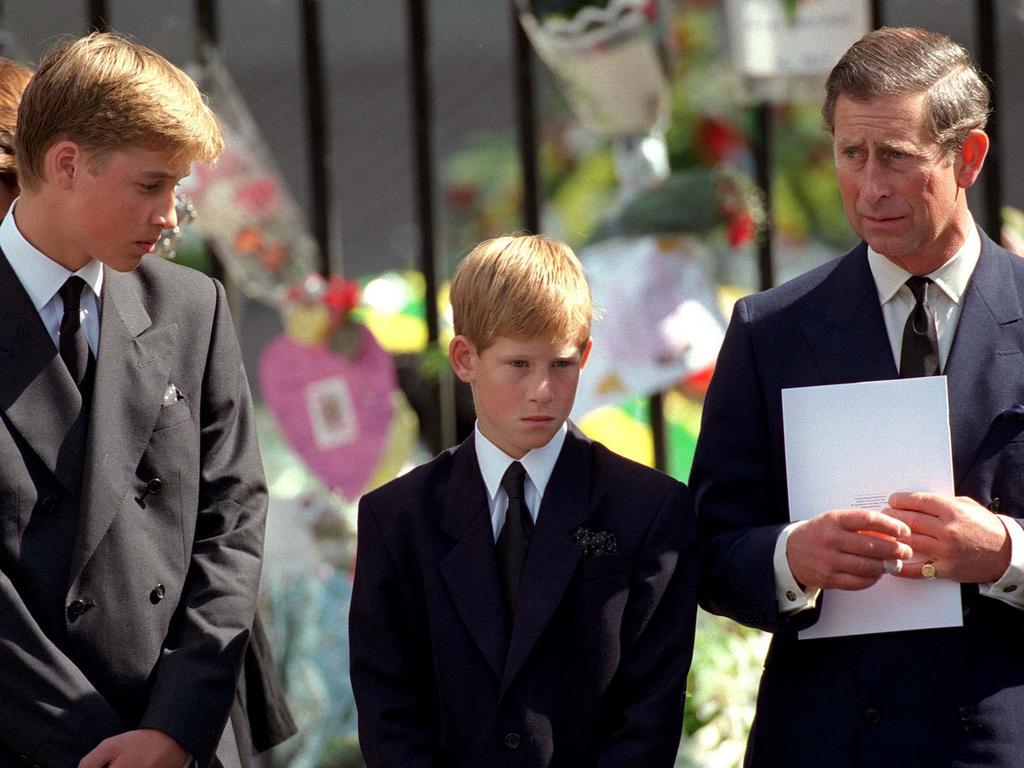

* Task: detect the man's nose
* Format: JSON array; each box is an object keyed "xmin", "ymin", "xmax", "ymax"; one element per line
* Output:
[{"xmin": 861, "ymin": 157, "xmax": 890, "ymax": 202}]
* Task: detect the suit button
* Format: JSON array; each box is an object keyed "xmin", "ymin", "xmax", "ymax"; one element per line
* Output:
[
  {"xmin": 959, "ymin": 705, "xmax": 975, "ymax": 721},
  {"xmin": 150, "ymin": 584, "xmax": 166, "ymax": 604},
  {"xmin": 504, "ymin": 732, "xmax": 521, "ymax": 749},
  {"xmin": 39, "ymin": 496, "xmax": 56, "ymax": 513},
  {"xmin": 136, "ymin": 477, "xmax": 164, "ymax": 508},
  {"xmin": 1003, "ymin": 585, "xmax": 1018, "ymax": 593},
  {"xmin": 863, "ymin": 708, "xmax": 880, "ymax": 725},
  {"xmin": 66, "ymin": 598, "xmax": 95, "ymax": 622}
]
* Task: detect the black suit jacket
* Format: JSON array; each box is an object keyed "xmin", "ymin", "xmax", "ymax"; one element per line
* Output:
[
  {"xmin": 349, "ymin": 427, "xmax": 697, "ymax": 767},
  {"xmin": 692, "ymin": 234, "xmax": 1024, "ymax": 767},
  {"xmin": 0, "ymin": 253, "xmax": 267, "ymax": 768}
]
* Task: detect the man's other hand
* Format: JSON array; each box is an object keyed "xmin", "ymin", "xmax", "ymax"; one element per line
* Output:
[
  {"xmin": 787, "ymin": 508, "xmax": 913, "ymax": 591},
  {"xmin": 78, "ymin": 729, "xmax": 188, "ymax": 768},
  {"xmin": 887, "ymin": 492, "xmax": 1010, "ymax": 583}
]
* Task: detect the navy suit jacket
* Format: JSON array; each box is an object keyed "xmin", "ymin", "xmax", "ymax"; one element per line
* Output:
[
  {"xmin": 692, "ymin": 233, "xmax": 1024, "ymax": 767},
  {"xmin": 349, "ymin": 427, "xmax": 697, "ymax": 767}
]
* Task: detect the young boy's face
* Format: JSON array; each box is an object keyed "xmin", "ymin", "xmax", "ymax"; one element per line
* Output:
[
  {"xmin": 451, "ymin": 333, "xmax": 591, "ymax": 459},
  {"xmin": 59, "ymin": 144, "xmax": 189, "ymax": 272}
]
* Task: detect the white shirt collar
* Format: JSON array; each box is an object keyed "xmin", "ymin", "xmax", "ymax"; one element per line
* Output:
[
  {"xmin": 474, "ymin": 422, "xmax": 567, "ymax": 504},
  {"xmin": 866, "ymin": 222, "xmax": 980, "ymax": 307},
  {"xmin": 1, "ymin": 199, "xmax": 104, "ymax": 310}
]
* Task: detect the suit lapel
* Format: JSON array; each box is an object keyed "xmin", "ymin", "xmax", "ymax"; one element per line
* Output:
[
  {"xmin": 801, "ymin": 244, "xmax": 898, "ymax": 385},
  {"xmin": 500, "ymin": 428, "xmax": 591, "ymax": 697},
  {"xmin": 0, "ymin": 251, "xmax": 88, "ymax": 498},
  {"xmin": 439, "ymin": 438, "xmax": 510, "ymax": 679},
  {"xmin": 945, "ymin": 235, "xmax": 1024, "ymax": 484},
  {"xmin": 69, "ymin": 266, "xmax": 177, "ymax": 586}
]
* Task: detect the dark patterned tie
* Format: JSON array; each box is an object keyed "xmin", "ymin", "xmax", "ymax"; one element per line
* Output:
[
  {"xmin": 900, "ymin": 276, "xmax": 939, "ymax": 377},
  {"xmin": 497, "ymin": 461, "xmax": 533, "ymax": 618},
  {"xmin": 58, "ymin": 276, "xmax": 94, "ymax": 389}
]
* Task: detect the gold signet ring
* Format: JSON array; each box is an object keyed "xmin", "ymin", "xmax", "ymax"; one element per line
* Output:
[{"xmin": 921, "ymin": 562, "xmax": 937, "ymax": 579}]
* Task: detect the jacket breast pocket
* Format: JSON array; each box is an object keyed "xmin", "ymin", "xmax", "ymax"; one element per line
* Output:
[{"xmin": 152, "ymin": 399, "xmax": 192, "ymax": 432}]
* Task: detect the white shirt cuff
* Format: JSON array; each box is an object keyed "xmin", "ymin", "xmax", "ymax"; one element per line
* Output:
[
  {"xmin": 978, "ymin": 514, "xmax": 1024, "ymax": 609},
  {"xmin": 774, "ymin": 521, "xmax": 821, "ymax": 614}
]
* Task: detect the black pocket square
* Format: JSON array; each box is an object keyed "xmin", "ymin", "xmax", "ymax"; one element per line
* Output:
[{"xmin": 572, "ymin": 526, "xmax": 618, "ymax": 558}]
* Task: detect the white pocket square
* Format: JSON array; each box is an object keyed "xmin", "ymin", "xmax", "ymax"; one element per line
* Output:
[{"xmin": 162, "ymin": 384, "xmax": 185, "ymax": 406}]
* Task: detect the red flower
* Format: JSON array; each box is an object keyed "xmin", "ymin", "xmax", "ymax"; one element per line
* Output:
[
  {"xmin": 236, "ymin": 177, "xmax": 279, "ymax": 217},
  {"xmin": 728, "ymin": 212, "xmax": 757, "ymax": 246},
  {"xmin": 697, "ymin": 117, "xmax": 742, "ymax": 165},
  {"xmin": 324, "ymin": 276, "xmax": 361, "ymax": 316}
]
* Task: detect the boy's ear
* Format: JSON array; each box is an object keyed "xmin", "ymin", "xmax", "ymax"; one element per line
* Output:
[
  {"xmin": 449, "ymin": 335, "xmax": 477, "ymax": 383},
  {"xmin": 579, "ymin": 338, "xmax": 593, "ymax": 370},
  {"xmin": 48, "ymin": 140, "xmax": 85, "ymax": 189}
]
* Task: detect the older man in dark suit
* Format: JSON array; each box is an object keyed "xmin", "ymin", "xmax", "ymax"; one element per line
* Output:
[
  {"xmin": 0, "ymin": 33, "xmax": 267, "ymax": 768},
  {"xmin": 693, "ymin": 26, "xmax": 1024, "ymax": 768}
]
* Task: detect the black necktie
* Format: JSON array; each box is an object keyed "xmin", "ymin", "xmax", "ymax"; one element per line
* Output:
[
  {"xmin": 497, "ymin": 461, "xmax": 533, "ymax": 618},
  {"xmin": 899, "ymin": 276, "xmax": 939, "ymax": 377},
  {"xmin": 58, "ymin": 276, "xmax": 95, "ymax": 391}
]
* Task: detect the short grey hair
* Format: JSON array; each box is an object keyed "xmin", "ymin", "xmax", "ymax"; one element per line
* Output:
[{"xmin": 823, "ymin": 27, "xmax": 990, "ymax": 152}]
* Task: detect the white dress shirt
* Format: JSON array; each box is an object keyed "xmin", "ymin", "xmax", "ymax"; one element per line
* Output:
[
  {"xmin": 1, "ymin": 200, "xmax": 103, "ymax": 355},
  {"xmin": 776, "ymin": 222, "xmax": 1024, "ymax": 612},
  {"xmin": 475, "ymin": 423, "xmax": 566, "ymax": 541}
]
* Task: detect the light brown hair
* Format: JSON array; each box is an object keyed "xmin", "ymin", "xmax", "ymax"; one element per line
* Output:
[
  {"xmin": 0, "ymin": 57, "xmax": 32, "ymax": 195},
  {"xmin": 16, "ymin": 31, "xmax": 223, "ymax": 192},
  {"xmin": 450, "ymin": 235, "xmax": 592, "ymax": 353},
  {"xmin": 823, "ymin": 27, "xmax": 990, "ymax": 153}
]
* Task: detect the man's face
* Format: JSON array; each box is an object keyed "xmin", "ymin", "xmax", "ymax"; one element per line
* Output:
[
  {"xmin": 451, "ymin": 334, "xmax": 591, "ymax": 459},
  {"xmin": 832, "ymin": 92, "xmax": 973, "ymax": 274},
  {"xmin": 63, "ymin": 145, "xmax": 189, "ymax": 272}
]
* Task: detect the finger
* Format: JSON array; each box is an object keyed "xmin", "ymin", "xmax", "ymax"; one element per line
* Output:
[
  {"xmin": 893, "ymin": 559, "xmax": 939, "ymax": 580},
  {"xmin": 887, "ymin": 492, "xmax": 947, "ymax": 517},
  {"xmin": 831, "ymin": 508, "xmax": 911, "ymax": 538},
  {"xmin": 842, "ymin": 530, "xmax": 913, "ymax": 560},
  {"xmin": 79, "ymin": 738, "xmax": 116, "ymax": 768},
  {"xmin": 904, "ymin": 530, "xmax": 940, "ymax": 556},
  {"xmin": 884, "ymin": 507, "xmax": 943, "ymax": 537}
]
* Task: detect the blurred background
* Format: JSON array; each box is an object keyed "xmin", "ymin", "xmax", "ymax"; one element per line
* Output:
[{"xmin": 5, "ymin": 1, "xmax": 1024, "ymax": 765}]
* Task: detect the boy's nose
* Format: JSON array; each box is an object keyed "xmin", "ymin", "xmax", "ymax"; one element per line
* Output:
[{"xmin": 153, "ymin": 192, "xmax": 178, "ymax": 229}]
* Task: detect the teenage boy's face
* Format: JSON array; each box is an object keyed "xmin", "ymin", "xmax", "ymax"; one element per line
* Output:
[
  {"xmin": 64, "ymin": 145, "xmax": 189, "ymax": 272},
  {"xmin": 451, "ymin": 333, "xmax": 591, "ymax": 459}
]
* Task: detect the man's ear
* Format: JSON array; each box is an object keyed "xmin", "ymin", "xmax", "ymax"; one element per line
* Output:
[
  {"xmin": 47, "ymin": 140, "xmax": 85, "ymax": 190},
  {"xmin": 579, "ymin": 338, "xmax": 593, "ymax": 370},
  {"xmin": 955, "ymin": 129, "xmax": 989, "ymax": 190},
  {"xmin": 449, "ymin": 335, "xmax": 477, "ymax": 383}
]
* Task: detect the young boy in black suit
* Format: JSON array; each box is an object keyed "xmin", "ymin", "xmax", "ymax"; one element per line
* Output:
[{"xmin": 349, "ymin": 234, "xmax": 697, "ymax": 767}]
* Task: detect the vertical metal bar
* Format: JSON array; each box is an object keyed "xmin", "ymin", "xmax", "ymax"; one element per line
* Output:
[
  {"xmin": 754, "ymin": 102, "xmax": 774, "ymax": 291},
  {"xmin": 88, "ymin": 0, "xmax": 109, "ymax": 32},
  {"xmin": 196, "ymin": 0, "xmax": 219, "ymax": 46},
  {"xmin": 511, "ymin": 8, "xmax": 540, "ymax": 234},
  {"xmin": 407, "ymin": 0, "xmax": 454, "ymax": 450},
  {"xmin": 976, "ymin": 0, "xmax": 1002, "ymax": 240},
  {"xmin": 301, "ymin": 0, "xmax": 332, "ymax": 276},
  {"xmin": 870, "ymin": 0, "xmax": 883, "ymax": 28}
]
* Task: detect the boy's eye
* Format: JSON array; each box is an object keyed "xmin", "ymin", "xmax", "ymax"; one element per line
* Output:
[
  {"xmin": 552, "ymin": 360, "xmax": 571, "ymax": 368},
  {"xmin": 510, "ymin": 360, "xmax": 528, "ymax": 368}
]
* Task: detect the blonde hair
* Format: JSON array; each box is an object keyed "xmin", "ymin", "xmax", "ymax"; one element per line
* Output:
[
  {"xmin": 16, "ymin": 31, "xmax": 223, "ymax": 192},
  {"xmin": 0, "ymin": 58, "xmax": 32, "ymax": 194},
  {"xmin": 450, "ymin": 235, "xmax": 592, "ymax": 352}
]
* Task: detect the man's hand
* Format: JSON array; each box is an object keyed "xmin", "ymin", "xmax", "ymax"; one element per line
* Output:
[
  {"xmin": 78, "ymin": 729, "xmax": 188, "ymax": 768},
  {"xmin": 787, "ymin": 508, "xmax": 913, "ymax": 591},
  {"xmin": 886, "ymin": 492, "xmax": 1010, "ymax": 583}
]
